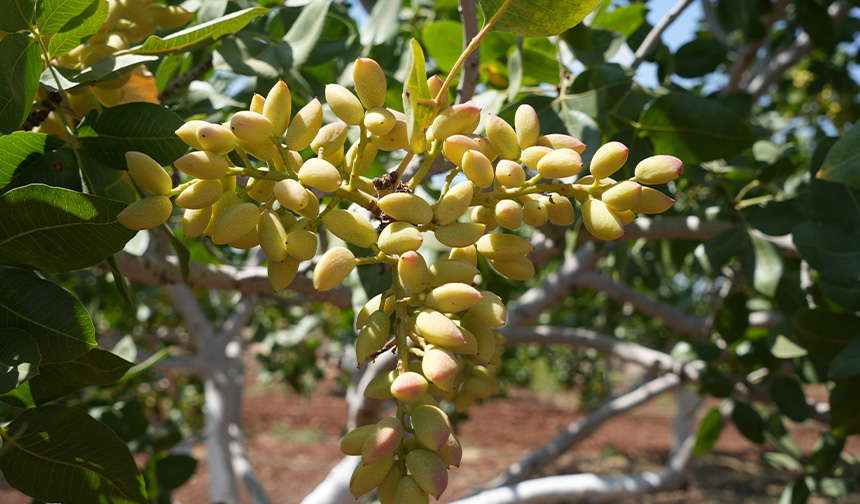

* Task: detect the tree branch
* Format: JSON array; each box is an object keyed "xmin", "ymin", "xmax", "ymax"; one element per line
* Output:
[
  {"xmin": 699, "ymin": 0, "xmax": 727, "ymax": 44},
  {"xmin": 724, "ymin": 0, "xmax": 791, "ymax": 92},
  {"xmin": 456, "ymin": 0, "xmax": 480, "ymax": 103},
  {"xmin": 631, "ymin": 0, "xmax": 696, "ymax": 71}
]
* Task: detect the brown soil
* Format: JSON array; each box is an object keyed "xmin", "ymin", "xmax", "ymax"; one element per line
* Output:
[{"xmin": 2, "ymin": 379, "xmax": 856, "ymax": 504}]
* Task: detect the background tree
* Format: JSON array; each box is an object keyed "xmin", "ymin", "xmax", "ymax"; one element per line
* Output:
[{"xmin": 0, "ymin": 0, "xmax": 858, "ymax": 503}]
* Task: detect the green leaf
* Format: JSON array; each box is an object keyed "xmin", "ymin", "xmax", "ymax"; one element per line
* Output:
[
  {"xmin": 106, "ymin": 254, "xmax": 135, "ymax": 310},
  {"xmin": 0, "ymin": 131, "xmax": 65, "ymax": 189},
  {"xmin": 0, "ymin": 266, "xmax": 96, "ymax": 362},
  {"xmin": 830, "ymin": 375, "xmax": 860, "ymax": 436},
  {"xmin": 0, "ymin": 184, "xmax": 136, "ymax": 273},
  {"xmin": 77, "ymin": 102, "xmax": 187, "ymax": 169},
  {"xmin": 637, "ymin": 93, "xmax": 756, "ymax": 165},
  {"xmin": 694, "ymin": 227, "xmax": 745, "ymax": 274},
  {"xmin": 402, "ymin": 39, "xmax": 435, "ymax": 155},
  {"xmin": 768, "ymin": 322, "xmax": 808, "ymax": 359},
  {"xmin": 810, "ymin": 179, "xmax": 860, "ymax": 233},
  {"xmin": 479, "ymin": 0, "xmax": 600, "ymax": 37},
  {"xmin": 1, "ymin": 348, "xmax": 133, "ymax": 407},
  {"xmin": 163, "ymin": 223, "xmax": 190, "ymax": 284},
  {"xmin": 422, "ymin": 21, "xmax": 462, "ymax": 74},
  {"xmin": 693, "ymin": 406, "xmax": 722, "ymax": 455},
  {"xmin": 770, "ymin": 377, "xmax": 811, "ymax": 423},
  {"xmin": 778, "ymin": 477, "xmax": 810, "ymax": 504},
  {"xmin": 817, "ymin": 125, "xmax": 860, "ymax": 189},
  {"xmin": 816, "ymin": 478, "xmax": 851, "ymax": 498},
  {"xmin": 0, "ymin": 327, "xmax": 40, "ymax": 394},
  {"xmin": 742, "ymin": 232, "xmax": 783, "ymax": 297},
  {"xmin": 806, "ymin": 433, "xmax": 845, "ymax": 475},
  {"xmin": 590, "ymin": 3, "xmax": 646, "ymax": 37},
  {"xmin": 40, "ymin": 54, "xmax": 159, "ymax": 92},
  {"xmin": 90, "ymin": 397, "xmax": 149, "ymax": 443},
  {"xmin": 155, "ymin": 454, "xmax": 198, "ymax": 490},
  {"xmin": 0, "ymin": 33, "xmax": 41, "ymax": 134},
  {"xmin": 81, "ymin": 150, "xmax": 137, "ymax": 203},
  {"xmin": 673, "ymin": 38, "xmax": 726, "ymax": 78},
  {"xmin": 792, "ymin": 308, "xmax": 860, "ymax": 362},
  {"xmin": 0, "ymin": 0, "xmax": 35, "ymax": 32},
  {"xmin": 38, "ymin": 0, "xmax": 108, "ymax": 59},
  {"xmin": 828, "ymin": 335, "xmax": 860, "ymax": 379},
  {"xmin": 359, "ymin": 0, "xmax": 402, "ymax": 47},
  {"xmin": 731, "ymin": 400, "xmax": 764, "ymax": 443},
  {"xmin": 792, "ymin": 222, "xmax": 860, "ymax": 277},
  {"xmin": 763, "ymin": 409, "xmax": 801, "ymax": 459},
  {"xmin": 796, "ymin": 0, "xmax": 835, "ymax": 49},
  {"xmin": 0, "ymin": 404, "xmax": 147, "ymax": 504},
  {"xmin": 819, "ymin": 269, "xmax": 860, "ymax": 311},
  {"xmin": 130, "ymin": 7, "xmax": 271, "ymax": 55},
  {"xmin": 762, "ymin": 452, "xmax": 803, "ymax": 471},
  {"xmin": 282, "ymin": 0, "xmax": 334, "ymax": 68},
  {"xmin": 1, "ymin": 147, "xmax": 82, "ymax": 194}
]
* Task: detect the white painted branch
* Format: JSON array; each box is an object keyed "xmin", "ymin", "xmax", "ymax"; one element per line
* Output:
[
  {"xmin": 631, "ymin": 0, "xmax": 696, "ymax": 70},
  {"xmin": 489, "ymin": 374, "xmax": 682, "ymax": 487},
  {"xmin": 300, "ymin": 456, "xmax": 362, "ymax": 504}
]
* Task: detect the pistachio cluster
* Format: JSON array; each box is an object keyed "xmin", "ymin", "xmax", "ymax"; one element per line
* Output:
[{"xmin": 117, "ymin": 55, "xmax": 683, "ymax": 503}]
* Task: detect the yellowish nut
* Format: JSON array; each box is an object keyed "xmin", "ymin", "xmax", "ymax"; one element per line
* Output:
[
  {"xmin": 325, "ymin": 84, "xmax": 364, "ymax": 125},
  {"xmin": 461, "ymin": 150, "xmax": 494, "ymax": 188},
  {"xmin": 485, "ymin": 113, "xmax": 520, "ymax": 161},
  {"xmin": 314, "ymin": 246, "xmax": 356, "ymax": 291},
  {"xmin": 285, "ymin": 98, "xmax": 323, "ymax": 151},
  {"xmin": 286, "ymin": 228, "xmax": 319, "ymax": 260},
  {"xmin": 449, "ymin": 245, "xmax": 478, "ymax": 267},
  {"xmin": 590, "ymin": 141, "xmax": 629, "ymax": 180},
  {"xmin": 250, "ymin": 93, "xmax": 265, "ymax": 114},
  {"xmin": 541, "ymin": 193, "xmax": 575, "ymax": 226},
  {"xmin": 182, "ymin": 206, "xmax": 211, "ymax": 238},
  {"xmin": 471, "ymin": 206, "xmax": 498, "ymax": 232},
  {"xmin": 174, "ymin": 151, "xmax": 230, "ymax": 180},
  {"xmin": 581, "ymin": 198, "xmax": 624, "ymax": 241},
  {"xmin": 356, "ymin": 310, "xmax": 391, "ymax": 363},
  {"xmin": 490, "ymin": 255, "xmax": 535, "ymax": 281},
  {"xmin": 298, "ymin": 158, "xmax": 343, "ymax": 192},
  {"xmin": 469, "ymin": 290, "xmax": 506, "ymax": 327},
  {"xmin": 428, "ymin": 74, "xmax": 449, "ymax": 108},
  {"xmin": 600, "ymin": 180, "xmax": 642, "ymax": 212},
  {"xmin": 536, "ymin": 148, "xmax": 583, "ymax": 179},
  {"xmin": 494, "ymin": 199, "xmax": 523, "ymax": 230},
  {"xmin": 441, "ymin": 134, "xmax": 481, "ymax": 167},
  {"xmin": 117, "ymin": 195, "xmax": 172, "ymax": 230},
  {"xmin": 495, "ymin": 159, "xmax": 526, "ymax": 188},
  {"xmin": 268, "ymin": 256, "xmax": 301, "ymax": 291},
  {"xmin": 634, "ymin": 155, "xmax": 683, "ymax": 185},
  {"xmin": 363, "ymin": 107, "xmax": 396, "ymax": 136},
  {"xmin": 476, "ymin": 233, "xmax": 533, "ymax": 261},
  {"xmin": 378, "ymin": 222, "xmax": 423, "ymax": 255},
  {"xmin": 514, "ymin": 104, "xmax": 540, "ymax": 149},
  {"xmin": 345, "ymin": 140, "xmax": 378, "ymax": 175},
  {"xmin": 349, "ymin": 454, "xmax": 393, "ymax": 499},
  {"xmin": 258, "ymin": 210, "xmax": 288, "ymax": 262},
  {"xmin": 370, "ymin": 119, "xmax": 409, "ymax": 152},
  {"xmin": 353, "ymin": 57, "xmax": 387, "ymax": 109},
  {"xmin": 399, "ymin": 251, "xmax": 429, "ymax": 293},
  {"xmin": 425, "ymin": 283, "xmax": 483, "ymax": 313},
  {"xmin": 196, "ymin": 124, "xmax": 237, "ymax": 154},
  {"xmin": 263, "ymin": 80, "xmax": 292, "ymax": 138},
  {"xmin": 175, "ymin": 120, "xmax": 207, "ymax": 150},
  {"xmin": 212, "ymin": 202, "xmax": 260, "ymax": 245},
  {"xmin": 435, "ymin": 180, "xmax": 474, "ymax": 226},
  {"xmin": 520, "ymin": 145, "xmax": 553, "ymax": 172},
  {"xmin": 175, "ymin": 179, "xmax": 223, "ymax": 209},
  {"xmin": 273, "ymin": 179, "xmax": 309, "ymax": 211},
  {"xmin": 415, "ymin": 309, "xmax": 465, "ymax": 347},
  {"xmin": 427, "ymin": 101, "xmax": 481, "ymax": 141},
  {"xmin": 322, "ymin": 208, "xmax": 377, "ymax": 248},
  {"xmin": 522, "ymin": 199, "xmax": 549, "ymax": 226},
  {"xmin": 429, "ymin": 258, "xmax": 479, "ymax": 287},
  {"xmin": 631, "ymin": 187, "xmax": 675, "ymax": 214},
  {"xmin": 536, "ymin": 133, "xmax": 587, "ymax": 153},
  {"xmin": 434, "ymin": 222, "xmax": 485, "ymax": 248},
  {"xmin": 125, "ymin": 151, "xmax": 172, "ymax": 195},
  {"xmin": 356, "ymin": 291, "xmax": 396, "ymax": 330},
  {"xmin": 229, "ymin": 111, "xmax": 273, "ymax": 143},
  {"xmin": 378, "ymin": 192, "xmax": 433, "ymax": 225},
  {"xmin": 390, "ymin": 372, "xmax": 429, "ymax": 403},
  {"xmin": 203, "ymin": 191, "xmax": 240, "ymax": 236}
]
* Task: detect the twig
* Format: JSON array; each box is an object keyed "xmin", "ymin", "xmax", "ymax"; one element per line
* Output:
[
  {"xmin": 456, "ymin": 0, "xmax": 480, "ymax": 103},
  {"xmin": 158, "ymin": 55, "xmax": 214, "ymax": 102},
  {"xmin": 631, "ymin": 0, "xmax": 696, "ymax": 71},
  {"xmin": 724, "ymin": 0, "xmax": 791, "ymax": 92},
  {"xmin": 699, "ymin": 0, "xmax": 726, "ymax": 44}
]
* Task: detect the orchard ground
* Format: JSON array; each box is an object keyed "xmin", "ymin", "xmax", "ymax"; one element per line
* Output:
[{"xmin": 1, "ymin": 361, "xmax": 856, "ymax": 503}]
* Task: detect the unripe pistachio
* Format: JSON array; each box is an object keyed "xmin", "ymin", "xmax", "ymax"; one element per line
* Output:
[
  {"xmin": 590, "ymin": 141, "xmax": 629, "ymax": 180},
  {"xmin": 449, "ymin": 324, "xmax": 478, "ymax": 354},
  {"xmin": 434, "ymin": 222, "xmax": 485, "ymax": 248},
  {"xmin": 365, "ymin": 370, "xmax": 396, "ymax": 400},
  {"xmin": 364, "ymin": 107, "xmax": 396, "ymax": 136},
  {"xmin": 537, "ymin": 148, "xmax": 583, "ymax": 179},
  {"xmin": 460, "ymin": 313, "xmax": 495, "ymax": 363},
  {"xmin": 313, "ymin": 246, "xmax": 355, "ymax": 291},
  {"xmin": 117, "ymin": 195, "xmax": 172, "ymax": 230},
  {"xmin": 581, "ymin": 198, "xmax": 624, "ymax": 241},
  {"xmin": 279, "ymin": 211, "xmax": 297, "ymax": 230},
  {"xmin": 322, "ymin": 208, "xmax": 377, "ymax": 248},
  {"xmin": 491, "ymin": 256, "xmax": 535, "ymax": 281},
  {"xmin": 229, "ymin": 111, "xmax": 273, "ymax": 143},
  {"xmin": 461, "ymin": 150, "xmax": 494, "ymax": 188},
  {"xmin": 541, "ymin": 193, "xmax": 575, "ymax": 226},
  {"xmin": 371, "ymin": 119, "xmax": 409, "ymax": 151},
  {"xmin": 617, "ymin": 209, "xmax": 637, "ymax": 225},
  {"xmin": 634, "ymin": 155, "xmax": 683, "ymax": 185},
  {"xmin": 203, "ymin": 191, "xmax": 240, "ymax": 236},
  {"xmin": 273, "ymin": 179, "xmax": 309, "ymax": 211},
  {"xmin": 220, "ymin": 175, "xmax": 237, "ymax": 192},
  {"xmin": 520, "ymin": 145, "xmax": 553, "ymax": 171},
  {"xmin": 378, "ymin": 465, "xmax": 404, "ymax": 504},
  {"xmin": 152, "ymin": 4, "xmax": 191, "ymax": 29},
  {"xmin": 311, "ymin": 121, "xmax": 349, "ymax": 155},
  {"xmin": 355, "ymin": 310, "xmax": 391, "ymax": 363},
  {"xmin": 175, "ymin": 120, "xmax": 207, "ymax": 150},
  {"xmin": 246, "ymin": 178, "xmax": 276, "ymax": 202},
  {"xmin": 425, "ymin": 283, "xmax": 482, "ymax": 313},
  {"xmin": 296, "ymin": 189, "xmax": 320, "ymax": 218},
  {"xmin": 449, "ymin": 245, "xmax": 478, "ymax": 267},
  {"xmin": 263, "ymin": 80, "xmax": 292, "ymax": 138},
  {"xmin": 212, "ymin": 203, "xmax": 260, "ymax": 245},
  {"xmin": 196, "ymin": 124, "xmax": 237, "ymax": 154},
  {"xmin": 238, "ymin": 138, "xmax": 276, "ymax": 161},
  {"xmin": 391, "ymin": 372, "xmax": 429, "ymax": 403},
  {"xmin": 174, "ymin": 151, "xmax": 229, "ymax": 180},
  {"xmin": 438, "ymin": 434, "xmax": 462, "ymax": 468},
  {"xmin": 410, "ymin": 405, "xmax": 453, "ymax": 452},
  {"xmin": 422, "ymin": 345, "xmax": 459, "ymax": 392},
  {"xmin": 258, "ymin": 210, "xmax": 288, "ymax": 262},
  {"xmin": 353, "ymin": 57, "xmax": 387, "ymax": 109},
  {"xmin": 378, "ymin": 192, "xmax": 434, "ymax": 225},
  {"xmin": 429, "ymin": 259, "xmax": 479, "ymax": 287},
  {"xmin": 536, "ymin": 133, "xmax": 587, "ymax": 153},
  {"xmin": 121, "ymin": 0, "xmax": 154, "ymax": 26},
  {"xmin": 285, "ymin": 98, "xmax": 323, "ymax": 151},
  {"xmin": 125, "ymin": 151, "xmax": 171, "ymax": 195},
  {"xmin": 631, "ymin": 187, "xmax": 675, "ymax": 214},
  {"xmin": 464, "ymin": 376, "xmax": 494, "ymax": 398},
  {"xmin": 600, "ymin": 180, "xmax": 642, "ymax": 212},
  {"xmin": 485, "ymin": 114, "xmax": 521, "ymax": 161},
  {"xmin": 355, "ymin": 291, "xmax": 395, "ymax": 330},
  {"xmin": 515, "ymin": 104, "xmax": 540, "ymax": 149},
  {"xmin": 415, "ymin": 309, "xmax": 465, "ymax": 347},
  {"xmin": 471, "ymin": 206, "xmax": 498, "ymax": 232},
  {"xmin": 395, "ymin": 476, "xmax": 429, "ymax": 504},
  {"xmin": 399, "ymin": 251, "xmax": 429, "ymax": 293},
  {"xmin": 362, "ymin": 417, "xmax": 403, "ymax": 465},
  {"xmin": 435, "ymin": 180, "xmax": 474, "ymax": 226},
  {"xmin": 476, "ymin": 233, "xmax": 533, "ymax": 261},
  {"xmin": 442, "ymin": 134, "xmax": 481, "ymax": 167},
  {"xmin": 427, "ymin": 74, "xmax": 449, "ymax": 109},
  {"xmin": 495, "ymin": 199, "xmax": 524, "ymax": 230},
  {"xmin": 175, "ymin": 179, "xmax": 222, "ymax": 209},
  {"xmin": 286, "ymin": 228, "xmax": 318, "ymax": 260},
  {"xmin": 325, "ymin": 84, "xmax": 364, "ymax": 125},
  {"xmin": 68, "ymin": 91, "xmax": 102, "ymax": 117},
  {"xmin": 465, "ymin": 134, "xmax": 497, "ymax": 162},
  {"xmin": 522, "ymin": 199, "xmax": 548, "ymax": 226},
  {"xmin": 102, "ymin": 0, "xmax": 123, "ymax": 31},
  {"xmin": 229, "ymin": 226, "xmax": 260, "ymax": 249},
  {"xmin": 427, "ymin": 101, "xmax": 482, "ymax": 141},
  {"xmin": 378, "ymin": 222, "xmax": 423, "ymax": 254},
  {"xmin": 495, "ymin": 159, "xmax": 526, "ymax": 188},
  {"xmin": 182, "ymin": 206, "xmax": 211, "ymax": 238},
  {"xmin": 349, "ymin": 453, "xmax": 393, "ymax": 499},
  {"xmin": 322, "ymin": 145, "xmax": 344, "ymax": 167},
  {"xmin": 340, "ymin": 424, "xmax": 377, "ymax": 456},
  {"xmin": 469, "ymin": 290, "xmax": 507, "ymax": 328},
  {"xmin": 405, "ymin": 450, "xmax": 448, "ymax": 498},
  {"xmin": 298, "ymin": 158, "xmax": 342, "ymax": 192},
  {"xmin": 345, "ymin": 140, "xmax": 378, "ymax": 175},
  {"xmin": 249, "ymin": 93, "xmax": 265, "ymax": 114}
]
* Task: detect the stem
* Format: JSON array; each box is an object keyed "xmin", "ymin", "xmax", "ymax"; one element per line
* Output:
[
  {"xmin": 407, "ymin": 140, "xmax": 442, "ymax": 190},
  {"xmin": 392, "ymin": 262, "xmax": 412, "ymax": 375},
  {"xmin": 347, "ymin": 125, "xmax": 370, "ymax": 191},
  {"xmin": 630, "ymin": 0, "xmax": 696, "ymax": 71}
]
